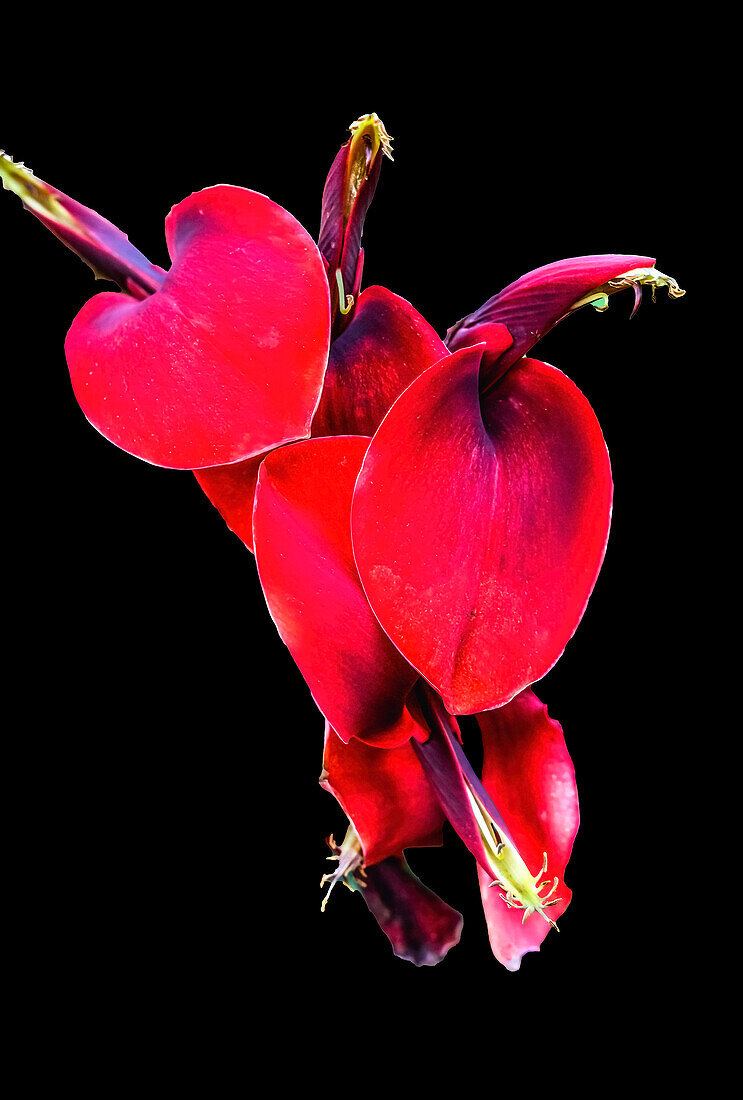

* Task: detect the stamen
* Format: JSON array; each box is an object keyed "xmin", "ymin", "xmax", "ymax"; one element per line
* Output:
[
  {"xmin": 464, "ymin": 782, "xmax": 560, "ymax": 928},
  {"xmin": 335, "ymin": 269, "xmax": 354, "ymax": 315},
  {"xmin": 412, "ymin": 683, "xmax": 563, "ymax": 930},
  {"xmin": 319, "ymin": 823, "xmax": 364, "ymax": 912},
  {"xmin": 607, "ymin": 266, "xmax": 686, "ymax": 300},
  {"xmin": 534, "ymin": 851, "xmax": 549, "ymax": 886},
  {"xmin": 538, "ymin": 877, "xmax": 560, "ymax": 901},
  {"xmin": 348, "ymin": 113, "xmax": 394, "ymax": 161},
  {"xmin": 571, "ymin": 265, "xmax": 686, "ymax": 316}
]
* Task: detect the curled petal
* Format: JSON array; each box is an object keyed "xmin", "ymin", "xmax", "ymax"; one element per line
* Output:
[
  {"xmin": 65, "ymin": 186, "xmax": 330, "ymax": 469},
  {"xmin": 352, "ymin": 345, "xmax": 612, "ymax": 714},
  {"xmin": 446, "ymin": 253, "xmax": 654, "ymax": 383},
  {"xmin": 321, "ymin": 723, "xmax": 443, "ymax": 866},
  {"xmin": 254, "ymin": 437, "xmax": 420, "ymax": 746},
  {"xmin": 476, "ymin": 690, "xmax": 579, "ymax": 971}
]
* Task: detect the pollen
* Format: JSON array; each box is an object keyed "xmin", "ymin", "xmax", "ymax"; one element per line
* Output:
[{"xmin": 348, "ymin": 113, "xmax": 394, "ymax": 162}]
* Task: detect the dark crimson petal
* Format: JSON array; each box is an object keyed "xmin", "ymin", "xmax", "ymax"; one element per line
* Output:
[
  {"xmin": 65, "ymin": 185, "xmax": 330, "ymax": 469},
  {"xmin": 253, "ymin": 437, "xmax": 420, "ymax": 747},
  {"xmin": 361, "ymin": 856, "xmax": 463, "ymax": 967},
  {"xmin": 195, "ymin": 286, "xmax": 448, "ymax": 552},
  {"xmin": 446, "ymin": 253, "xmax": 654, "ymax": 382},
  {"xmin": 352, "ymin": 344, "xmax": 612, "ymax": 714},
  {"xmin": 321, "ymin": 722, "xmax": 443, "ymax": 866},
  {"xmin": 312, "ymin": 285, "xmax": 449, "ymax": 437},
  {"xmin": 476, "ymin": 689, "xmax": 579, "ymax": 971}
]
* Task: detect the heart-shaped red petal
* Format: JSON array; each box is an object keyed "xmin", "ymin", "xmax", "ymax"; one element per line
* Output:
[
  {"xmin": 352, "ymin": 345, "xmax": 612, "ymax": 713},
  {"xmin": 65, "ymin": 185, "xmax": 330, "ymax": 469}
]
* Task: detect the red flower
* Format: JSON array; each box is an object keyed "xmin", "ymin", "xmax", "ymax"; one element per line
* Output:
[{"xmin": 2, "ymin": 116, "xmax": 685, "ymax": 971}]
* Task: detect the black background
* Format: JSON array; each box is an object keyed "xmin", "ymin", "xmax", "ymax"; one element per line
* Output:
[{"xmin": 3, "ymin": 41, "xmax": 709, "ymax": 1082}]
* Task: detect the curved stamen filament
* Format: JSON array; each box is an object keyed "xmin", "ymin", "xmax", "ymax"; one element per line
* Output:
[{"xmin": 335, "ymin": 268, "xmax": 354, "ymax": 315}]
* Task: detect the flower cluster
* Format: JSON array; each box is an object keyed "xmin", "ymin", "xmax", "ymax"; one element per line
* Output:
[{"xmin": 1, "ymin": 115, "xmax": 684, "ymax": 969}]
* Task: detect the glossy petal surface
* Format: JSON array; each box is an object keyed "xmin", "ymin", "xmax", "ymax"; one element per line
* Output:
[
  {"xmin": 476, "ymin": 690, "xmax": 579, "ymax": 971},
  {"xmin": 254, "ymin": 437, "xmax": 420, "ymax": 746},
  {"xmin": 322, "ymin": 723, "xmax": 442, "ymax": 865},
  {"xmin": 353, "ymin": 345, "xmax": 613, "ymax": 713},
  {"xmin": 65, "ymin": 185, "xmax": 330, "ymax": 469},
  {"xmin": 446, "ymin": 253, "xmax": 654, "ymax": 382}
]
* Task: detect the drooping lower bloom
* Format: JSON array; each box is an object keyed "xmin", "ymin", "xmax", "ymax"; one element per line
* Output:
[{"xmin": 320, "ymin": 686, "xmax": 579, "ymax": 970}]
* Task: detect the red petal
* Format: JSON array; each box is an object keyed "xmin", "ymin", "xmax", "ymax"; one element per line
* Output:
[
  {"xmin": 352, "ymin": 345, "xmax": 612, "ymax": 713},
  {"xmin": 312, "ymin": 285, "xmax": 448, "ymax": 436},
  {"xmin": 254, "ymin": 437, "xmax": 420, "ymax": 746},
  {"xmin": 194, "ymin": 451, "xmax": 265, "ymax": 554},
  {"xmin": 360, "ymin": 856, "xmax": 463, "ymax": 966},
  {"xmin": 322, "ymin": 722, "xmax": 442, "ymax": 865},
  {"xmin": 65, "ymin": 186, "xmax": 330, "ymax": 469},
  {"xmin": 475, "ymin": 689, "xmax": 579, "ymax": 971},
  {"xmin": 193, "ymin": 286, "xmax": 447, "ymax": 552},
  {"xmin": 446, "ymin": 253, "xmax": 654, "ymax": 382}
]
